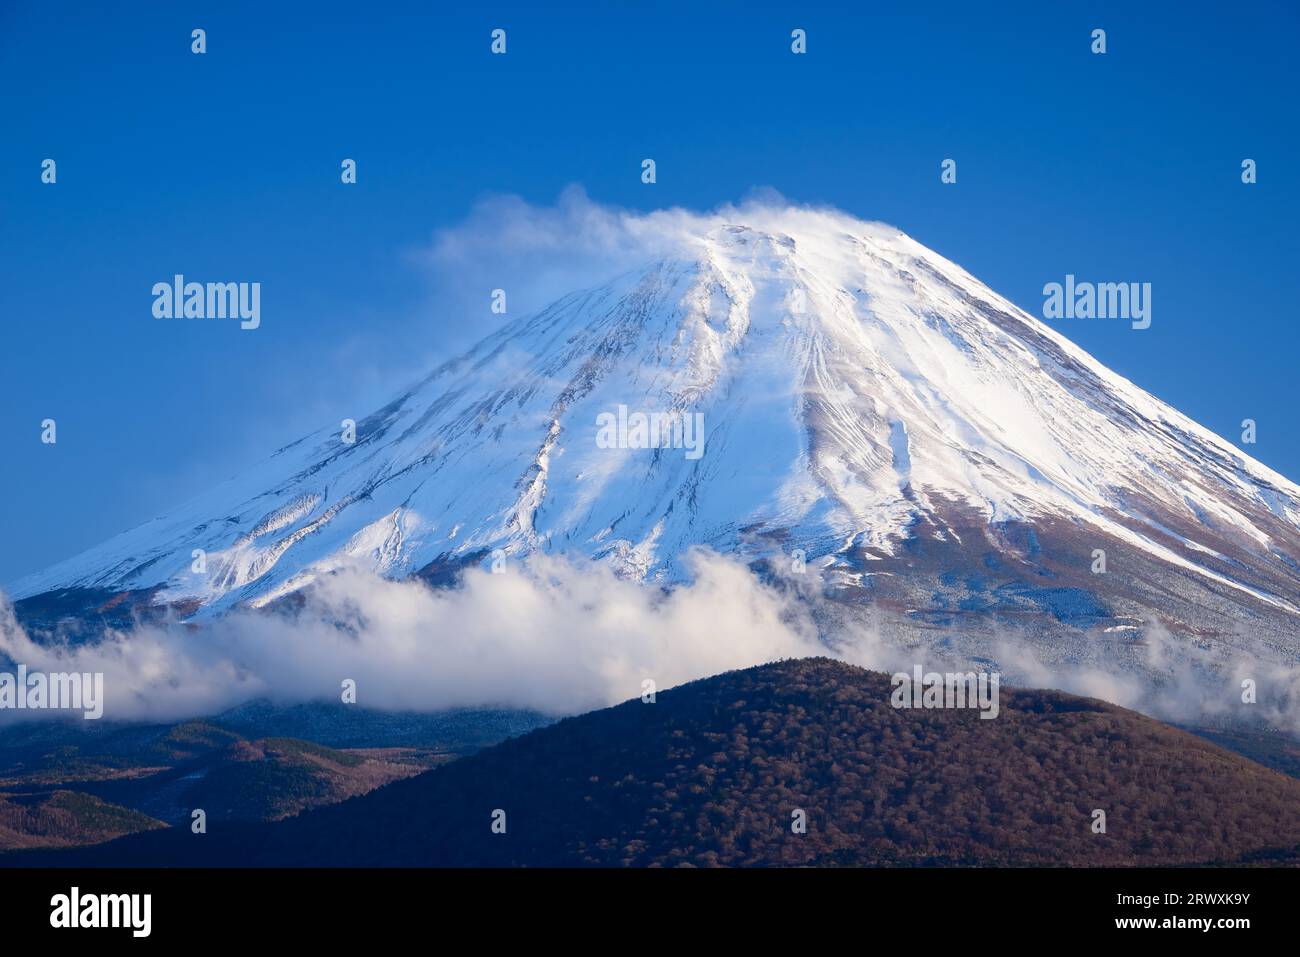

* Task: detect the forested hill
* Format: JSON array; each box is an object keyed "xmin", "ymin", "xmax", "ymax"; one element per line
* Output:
[{"xmin": 11, "ymin": 658, "xmax": 1300, "ymax": 867}]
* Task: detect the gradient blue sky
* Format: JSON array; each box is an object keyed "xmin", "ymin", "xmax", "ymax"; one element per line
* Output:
[{"xmin": 1, "ymin": 0, "xmax": 1297, "ymax": 582}]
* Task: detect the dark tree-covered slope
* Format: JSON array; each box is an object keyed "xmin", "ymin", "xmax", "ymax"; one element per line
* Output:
[{"xmin": 11, "ymin": 658, "xmax": 1300, "ymax": 867}]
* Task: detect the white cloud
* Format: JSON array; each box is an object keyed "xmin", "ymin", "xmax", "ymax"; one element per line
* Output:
[
  {"xmin": 0, "ymin": 550, "xmax": 841, "ymax": 723},
  {"xmin": 415, "ymin": 185, "xmax": 889, "ymax": 341},
  {"xmin": 2, "ymin": 555, "xmax": 1297, "ymax": 733}
]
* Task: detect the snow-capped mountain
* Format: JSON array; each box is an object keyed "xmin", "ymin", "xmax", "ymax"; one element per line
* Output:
[{"xmin": 10, "ymin": 207, "xmax": 1300, "ymax": 648}]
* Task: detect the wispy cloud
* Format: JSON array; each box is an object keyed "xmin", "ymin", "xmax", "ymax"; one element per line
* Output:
[
  {"xmin": 3, "ymin": 551, "xmax": 1296, "ymax": 734},
  {"xmin": 0, "ymin": 550, "xmax": 832, "ymax": 723},
  {"xmin": 414, "ymin": 185, "xmax": 892, "ymax": 341}
]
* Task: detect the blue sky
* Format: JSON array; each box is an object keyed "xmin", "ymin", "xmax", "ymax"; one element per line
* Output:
[{"xmin": 1, "ymin": 0, "xmax": 1297, "ymax": 582}]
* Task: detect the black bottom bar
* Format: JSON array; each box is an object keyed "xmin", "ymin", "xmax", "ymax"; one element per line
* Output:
[{"xmin": 1, "ymin": 866, "xmax": 1288, "ymax": 942}]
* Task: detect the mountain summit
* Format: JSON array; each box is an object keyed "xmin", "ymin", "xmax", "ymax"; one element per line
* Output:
[{"xmin": 10, "ymin": 208, "xmax": 1300, "ymax": 658}]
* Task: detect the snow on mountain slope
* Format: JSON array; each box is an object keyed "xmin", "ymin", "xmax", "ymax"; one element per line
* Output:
[{"xmin": 9, "ymin": 206, "xmax": 1300, "ymax": 637}]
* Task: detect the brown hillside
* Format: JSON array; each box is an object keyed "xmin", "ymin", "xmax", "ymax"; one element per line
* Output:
[{"xmin": 11, "ymin": 657, "xmax": 1300, "ymax": 867}]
